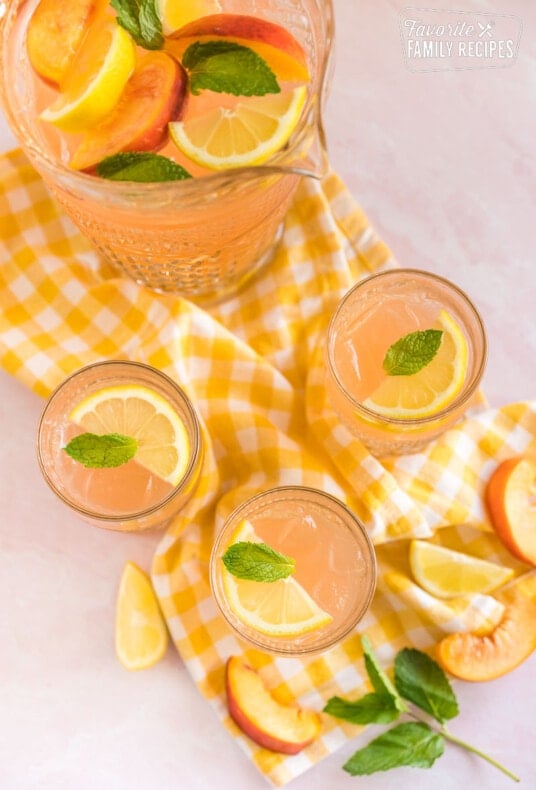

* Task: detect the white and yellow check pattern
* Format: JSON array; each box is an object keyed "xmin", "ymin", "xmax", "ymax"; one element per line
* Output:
[{"xmin": 1, "ymin": 148, "xmax": 535, "ymax": 786}]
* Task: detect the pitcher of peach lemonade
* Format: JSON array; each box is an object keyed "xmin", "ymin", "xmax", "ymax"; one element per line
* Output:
[{"xmin": 0, "ymin": 0, "xmax": 334, "ymax": 303}]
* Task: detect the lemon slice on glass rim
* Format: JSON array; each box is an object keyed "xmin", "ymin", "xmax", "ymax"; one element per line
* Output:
[
  {"xmin": 363, "ymin": 309, "xmax": 469, "ymax": 420},
  {"xmin": 68, "ymin": 384, "xmax": 191, "ymax": 486},
  {"xmin": 221, "ymin": 518, "xmax": 333, "ymax": 637},
  {"xmin": 169, "ymin": 86, "xmax": 307, "ymax": 170}
]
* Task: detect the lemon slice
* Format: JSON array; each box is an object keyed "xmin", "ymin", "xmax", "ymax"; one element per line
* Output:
[
  {"xmin": 363, "ymin": 309, "xmax": 469, "ymax": 419},
  {"xmin": 40, "ymin": 21, "xmax": 136, "ymax": 132},
  {"xmin": 410, "ymin": 539, "xmax": 514, "ymax": 598},
  {"xmin": 222, "ymin": 518, "xmax": 333, "ymax": 637},
  {"xmin": 69, "ymin": 384, "xmax": 190, "ymax": 486},
  {"xmin": 157, "ymin": 0, "xmax": 221, "ymax": 35},
  {"xmin": 115, "ymin": 561, "xmax": 168, "ymax": 670},
  {"xmin": 169, "ymin": 86, "xmax": 307, "ymax": 170}
]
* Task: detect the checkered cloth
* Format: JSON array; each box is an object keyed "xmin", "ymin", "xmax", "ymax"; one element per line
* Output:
[{"xmin": 2, "ymin": 148, "xmax": 535, "ymax": 786}]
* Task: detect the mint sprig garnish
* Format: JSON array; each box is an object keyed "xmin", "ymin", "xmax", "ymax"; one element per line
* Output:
[
  {"xmin": 222, "ymin": 541, "xmax": 295, "ymax": 582},
  {"xmin": 183, "ymin": 41, "xmax": 281, "ymax": 96},
  {"xmin": 110, "ymin": 0, "xmax": 163, "ymax": 50},
  {"xmin": 96, "ymin": 152, "xmax": 192, "ymax": 182},
  {"xmin": 324, "ymin": 636, "xmax": 520, "ymax": 782},
  {"xmin": 63, "ymin": 433, "xmax": 138, "ymax": 468},
  {"xmin": 383, "ymin": 329, "xmax": 443, "ymax": 376}
]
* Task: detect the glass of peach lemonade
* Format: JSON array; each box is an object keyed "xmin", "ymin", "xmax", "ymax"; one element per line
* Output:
[
  {"xmin": 0, "ymin": 0, "xmax": 333, "ymax": 302},
  {"xmin": 210, "ymin": 486, "xmax": 377, "ymax": 656},
  {"xmin": 325, "ymin": 268, "xmax": 488, "ymax": 457},
  {"xmin": 37, "ymin": 360, "xmax": 203, "ymax": 531}
]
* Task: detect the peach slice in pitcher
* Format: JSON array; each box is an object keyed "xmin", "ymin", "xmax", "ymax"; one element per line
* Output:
[
  {"xmin": 166, "ymin": 13, "xmax": 310, "ymax": 83},
  {"xmin": 70, "ymin": 51, "xmax": 188, "ymax": 171},
  {"xmin": 26, "ymin": 0, "xmax": 105, "ymax": 85}
]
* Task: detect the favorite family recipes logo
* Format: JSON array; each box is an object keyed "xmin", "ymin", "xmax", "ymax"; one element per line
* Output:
[{"xmin": 399, "ymin": 8, "xmax": 523, "ymax": 72}]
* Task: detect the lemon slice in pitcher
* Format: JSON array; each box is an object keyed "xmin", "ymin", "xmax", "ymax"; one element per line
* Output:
[
  {"xmin": 363, "ymin": 310, "xmax": 469, "ymax": 419},
  {"xmin": 169, "ymin": 86, "xmax": 307, "ymax": 170},
  {"xmin": 69, "ymin": 384, "xmax": 190, "ymax": 485}
]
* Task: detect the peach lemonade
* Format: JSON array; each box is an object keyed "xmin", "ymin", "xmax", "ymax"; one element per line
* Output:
[
  {"xmin": 1, "ymin": 0, "xmax": 332, "ymax": 298},
  {"xmin": 210, "ymin": 487, "xmax": 377, "ymax": 656},
  {"xmin": 37, "ymin": 361, "xmax": 203, "ymax": 531},
  {"xmin": 325, "ymin": 269, "xmax": 487, "ymax": 456}
]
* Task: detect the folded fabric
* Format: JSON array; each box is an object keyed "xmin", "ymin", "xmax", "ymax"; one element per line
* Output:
[{"xmin": 1, "ymin": 148, "xmax": 535, "ymax": 787}]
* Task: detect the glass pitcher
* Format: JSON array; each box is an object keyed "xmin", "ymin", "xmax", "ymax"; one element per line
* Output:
[{"xmin": 0, "ymin": 0, "xmax": 334, "ymax": 303}]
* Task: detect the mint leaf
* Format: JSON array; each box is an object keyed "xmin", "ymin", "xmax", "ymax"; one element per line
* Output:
[
  {"xmin": 63, "ymin": 433, "xmax": 138, "ymax": 468},
  {"xmin": 343, "ymin": 722, "xmax": 444, "ymax": 775},
  {"xmin": 222, "ymin": 541, "xmax": 295, "ymax": 582},
  {"xmin": 110, "ymin": 0, "xmax": 163, "ymax": 50},
  {"xmin": 394, "ymin": 648, "xmax": 459, "ymax": 724},
  {"xmin": 183, "ymin": 41, "xmax": 280, "ymax": 96},
  {"xmin": 382, "ymin": 329, "xmax": 443, "ymax": 376},
  {"xmin": 96, "ymin": 152, "xmax": 192, "ymax": 182},
  {"xmin": 362, "ymin": 635, "xmax": 406, "ymax": 713},
  {"xmin": 324, "ymin": 693, "xmax": 401, "ymax": 725}
]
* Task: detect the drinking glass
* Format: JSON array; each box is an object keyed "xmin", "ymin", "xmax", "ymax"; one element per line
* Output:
[
  {"xmin": 210, "ymin": 486, "xmax": 377, "ymax": 656},
  {"xmin": 37, "ymin": 360, "xmax": 203, "ymax": 531},
  {"xmin": 0, "ymin": 0, "xmax": 334, "ymax": 303},
  {"xmin": 325, "ymin": 268, "xmax": 488, "ymax": 456}
]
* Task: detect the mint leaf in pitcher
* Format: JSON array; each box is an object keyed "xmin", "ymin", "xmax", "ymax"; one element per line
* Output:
[
  {"xmin": 97, "ymin": 152, "xmax": 192, "ymax": 182},
  {"xmin": 383, "ymin": 329, "xmax": 443, "ymax": 376},
  {"xmin": 222, "ymin": 541, "xmax": 295, "ymax": 582},
  {"xmin": 183, "ymin": 41, "xmax": 280, "ymax": 96},
  {"xmin": 64, "ymin": 432, "xmax": 138, "ymax": 468},
  {"xmin": 111, "ymin": 0, "xmax": 163, "ymax": 50}
]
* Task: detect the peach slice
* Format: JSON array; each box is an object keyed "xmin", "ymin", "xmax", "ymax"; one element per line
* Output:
[
  {"xmin": 166, "ymin": 13, "xmax": 310, "ymax": 83},
  {"xmin": 486, "ymin": 456, "xmax": 536, "ymax": 566},
  {"xmin": 226, "ymin": 656, "xmax": 321, "ymax": 754},
  {"xmin": 70, "ymin": 52, "xmax": 188, "ymax": 171},
  {"xmin": 27, "ymin": 0, "xmax": 103, "ymax": 85},
  {"xmin": 437, "ymin": 590, "xmax": 536, "ymax": 681}
]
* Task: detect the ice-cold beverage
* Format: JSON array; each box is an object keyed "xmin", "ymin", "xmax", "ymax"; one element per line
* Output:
[
  {"xmin": 0, "ymin": 0, "xmax": 333, "ymax": 300},
  {"xmin": 325, "ymin": 269, "xmax": 487, "ymax": 456},
  {"xmin": 37, "ymin": 360, "xmax": 203, "ymax": 530},
  {"xmin": 210, "ymin": 486, "xmax": 377, "ymax": 655}
]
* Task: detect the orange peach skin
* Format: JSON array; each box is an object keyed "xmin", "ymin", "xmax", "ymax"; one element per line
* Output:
[
  {"xmin": 437, "ymin": 591, "xmax": 536, "ymax": 681},
  {"xmin": 166, "ymin": 14, "xmax": 310, "ymax": 83},
  {"xmin": 226, "ymin": 656, "xmax": 321, "ymax": 754},
  {"xmin": 27, "ymin": 0, "xmax": 101, "ymax": 84},
  {"xmin": 486, "ymin": 456, "xmax": 536, "ymax": 566},
  {"xmin": 70, "ymin": 52, "xmax": 188, "ymax": 171}
]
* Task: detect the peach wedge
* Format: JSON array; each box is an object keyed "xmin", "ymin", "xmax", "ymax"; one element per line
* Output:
[
  {"xmin": 486, "ymin": 456, "xmax": 536, "ymax": 566},
  {"xmin": 166, "ymin": 13, "xmax": 310, "ymax": 83},
  {"xmin": 226, "ymin": 656, "xmax": 321, "ymax": 754}
]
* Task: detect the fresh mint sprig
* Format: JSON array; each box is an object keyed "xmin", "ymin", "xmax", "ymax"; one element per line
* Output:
[
  {"xmin": 222, "ymin": 541, "xmax": 295, "ymax": 582},
  {"xmin": 383, "ymin": 329, "xmax": 443, "ymax": 376},
  {"xmin": 110, "ymin": 0, "xmax": 163, "ymax": 50},
  {"xmin": 324, "ymin": 636, "xmax": 520, "ymax": 782},
  {"xmin": 63, "ymin": 432, "xmax": 138, "ymax": 468},
  {"xmin": 183, "ymin": 41, "xmax": 281, "ymax": 96}
]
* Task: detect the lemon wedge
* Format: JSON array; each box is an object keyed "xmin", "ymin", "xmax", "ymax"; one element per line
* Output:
[
  {"xmin": 40, "ymin": 21, "xmax": 136, "ymax": 132},
  {"xmin": 169, "ymin": 86, "xmax": 307, "ymax": 170},
  {"xmin": 115, "ymin": 561, "xmax": 168, "ymax": 670},
  {"xmin": 409, "ymin": 539, "xmax": 514, "ymax": 598},
  {"xmin": 222, "ymin": 519, "xmax": 332, "ymax": 637},
  {"xmin": 157, "ymin": 0, "xmax": 222, "ymax": 35},
  {"xmin": 68, "ymin": 383, "xmax": 190, "ymax": 486},
  {"xmin": 363, "ymin": 309, "xmax": 469, "ymax": 419}
]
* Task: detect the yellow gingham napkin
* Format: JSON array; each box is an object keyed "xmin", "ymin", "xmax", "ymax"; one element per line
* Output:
[{"xmin": 2, "ymin": 147, "xmax": 535, "ymax": 787}]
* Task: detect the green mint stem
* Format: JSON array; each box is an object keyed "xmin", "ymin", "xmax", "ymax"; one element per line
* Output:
[
  {"xmin": 440, "ymin": 725, "xmax": 520, "ymax": 783},
  {"xmin": 405, "ymin": 710, "xmax": 519, "ymax": 782}
]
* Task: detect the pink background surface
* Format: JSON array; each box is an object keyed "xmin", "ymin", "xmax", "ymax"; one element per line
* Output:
[{"xmin": 1, "ymin": 1, "xmax": 534, "ymax": 788}]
